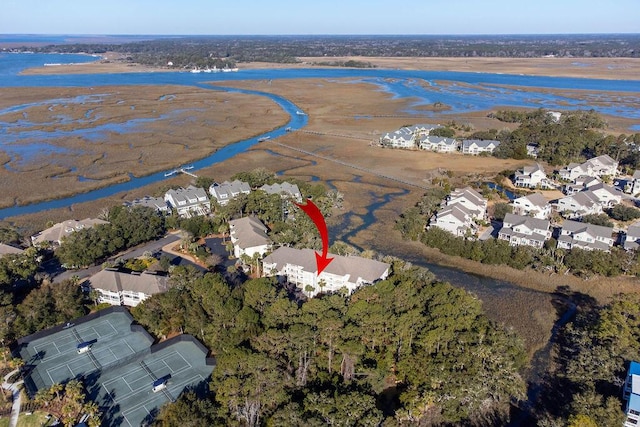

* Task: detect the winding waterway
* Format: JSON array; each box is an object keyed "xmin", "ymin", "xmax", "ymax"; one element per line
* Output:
[{"xmin": 1, "ymin": 53, "xmax": 637, "ymax": 423}]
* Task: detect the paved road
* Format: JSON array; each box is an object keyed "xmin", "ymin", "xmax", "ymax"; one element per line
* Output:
[{"xmin": 52, "ymin": 232, "xmax": 182, "ymax": 283}]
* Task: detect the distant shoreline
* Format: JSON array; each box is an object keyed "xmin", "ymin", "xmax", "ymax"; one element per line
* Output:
[{"xmin": 19, "ymin": 53, "xmax": 640, "ymax": 81}]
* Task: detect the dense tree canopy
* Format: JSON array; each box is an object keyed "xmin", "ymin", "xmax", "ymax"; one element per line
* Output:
[
  {"xmin": 136, "ymin": 263, "xmax": 526, "ymax": 425},
  {"xmin": 57, "ymin": 206, "xmax": 166, "ymax": 267},
  {"xmin": 537, "ymin": 293, "xmax": 640, "ymax": 426}
]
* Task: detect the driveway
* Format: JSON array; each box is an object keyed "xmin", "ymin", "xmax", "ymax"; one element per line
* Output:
[{"xmin": 53, "ymin": 232, "xmax": 182, "ymax": 283}]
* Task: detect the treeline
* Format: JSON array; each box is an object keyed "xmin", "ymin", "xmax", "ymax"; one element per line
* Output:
[
  {"xmin": 1, "ymin": 279, "xmax": 87, "ymax": 343},
  {"xmin": 484, "ymin": 109, "xmax": 640, "ymax": 168},
  {"xmin": 536, "ymin": 292, "xmax": 640, "ymax": 426},
  {"xmin": 18, "ymin": 34, "xmax": 640, "ymax": 66},
  {"xmin": 56, "ymin": 205, "xmax": 165, "ymax": 267},
  {"xmin": 130, "ymin": 263, "xmax": 527, "ymax": 426}
]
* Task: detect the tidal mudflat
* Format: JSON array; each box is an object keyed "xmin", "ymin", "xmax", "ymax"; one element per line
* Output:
[{"xmin": 0, "ymin": 85, "xmax": 287, "ymax": 208}]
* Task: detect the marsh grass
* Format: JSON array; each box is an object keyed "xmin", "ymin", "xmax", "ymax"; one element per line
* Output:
[{"xmin": 0, "ymin": 85, "xmax": 287, "ymax": 208}]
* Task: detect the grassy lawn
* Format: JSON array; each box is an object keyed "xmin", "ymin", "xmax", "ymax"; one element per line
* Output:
[
  {"xmin": 12, "ymin": 411, "xmax": 55, "ymax": 427},
  {"xmin": 0, "ymin": 415, "xmax": 10, "ymax": 427}
]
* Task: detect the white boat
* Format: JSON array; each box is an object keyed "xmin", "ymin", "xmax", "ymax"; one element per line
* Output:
[
  {"xmin": 296, "ymin": 111, "xmax": 307, "ymax": 116},
  {"xmin": 203, "ymin": 68, "xmax": 212, "ymax": 73},
  {"xmin": 190, "ymin": 68, "xmax": 201, "ymax": 73},
  {"xmin": 258, "ymin": 136, "xmax": 271, "ymax": 142}
]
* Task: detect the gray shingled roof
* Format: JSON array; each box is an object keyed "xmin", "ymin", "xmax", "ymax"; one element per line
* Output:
[
  {"xmin": 462, "ymin": 139, "xmax": 500, "ymax": 148},
  {"xmin": 229, "ymin": 216, "xmax": 270, "ymax": 250},
  {"xmin": 516, "ymin": 193, "xmax": 548, "ymax": 208},
  {"xmin": 561, "ymin": 219, "xmax": 613, "ymax": 240},
  {"xmin": 0, "ymin": 243, "xmax": 24, "ymax": 256},
  {"xmin": 165, "ymin": 186, "xmax": 209, "ymax": 212},
  {"xmin": 263, "ymin": 247, "xmax": 389, "ymax": 283},
  {"xmin": 209, "ymin": 180, "xmax": 250, "ymax": 200},
  {"xmin": 435, "ymin": 204, "xmax": 474, "ymax": 223},
  {"xmin": 503, "ymin": 213, "xmax": 550, "ymax": 232},
  {"xmin": 88, "ymin": 269, "xmax": 170, "ymax": 295},
  {"xmin": 260, "ymin": 182, "xmax": 301, "ymax": 199},
  {"xmin": 124, "ymin": 196, "xmax": 169, "ymax": 211},
  {"xmin": 31, "ymin": 218, "xmax": 109, "ymax": 245},
  {"xmin": 449, "ymin": 187, "xmax": 486, "ymax": 207}
]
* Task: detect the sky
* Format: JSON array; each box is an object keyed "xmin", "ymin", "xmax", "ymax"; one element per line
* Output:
[{"xmin": 1, "ymin": 0, "xmax": 639, "ymax": 35}]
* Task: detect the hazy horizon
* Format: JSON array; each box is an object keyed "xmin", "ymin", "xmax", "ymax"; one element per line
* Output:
[{"xmin": 3, "ymin": 0, "xmax": 638, "ymax": 36}]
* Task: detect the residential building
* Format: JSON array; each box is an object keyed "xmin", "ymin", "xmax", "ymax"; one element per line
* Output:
[
  {"xmin": 164, "ymin": 186, "xmax": 211, "ymax": 218},
  {"xmin": 86, "ymin": 268, "xmax": 170, "ymax": 307},
  {"xmin": 379, "ymin": 124, "xmax": 442, "ymax": 149},
  {"xmin": 228, "ymin": 216, "xmax": 271, "ymax": 258},
  {"xmin": 513, "ymin": 163, "xmax": 549, "ymax": 188},
  {"xmin": 418, "ymin": 136, "xmax": 459, "ymax": 153},
  {"xmin": 498, "ymin": 213, "xmax": 551, "ymax": 248},
  {"xmin": 588, "ymin": 154, "xmax": 619, "ymax": 177},
  {"xmin": 429, "ymin": 204, "xmax": 477, "ymax": 237},
  {"xmin": 559, "ymin": 154, "xmax": 618, "ymax": 181},
  {"xmin": 557, "ymin": 219, "xmax": 614, "ymax": 251},
  {"xmin": 0, "ymin": 243, "xmax": 23, "ymax": 257},
  {"xmin": 209, "ymin": 180, "xmax": 251, "ymax": 206},
  {"xmin": 623, "ymin": 221, "xmax": 640, "ymax": 251},
  {"xmin": 526, "ymin": 143, "xmax": 539, "ymax": 158},
  {"xmin": 446, "ymin": 187, "xmax": 487, "ymax": 220},
  {"xmin": 556, "ymin": 191, "xmax": 603, "ymax": 219},
  {"xmin": 563, "ymin": 175, "xmax": 601, "ymax": 195},
  {"xmin": 379, "ymin": 127, "xmax": 416, "ymax": 149},
  {"xmin": 461, "ymin": 139, "xmax": 500, "ymax": 155},
  {"xmin": 405, "ymin": 124, "xmax": 442, "ymax": 135},
  {"xmin": 260, "ymin": 182, "xmax": 303, "ymax": 202},
  {"xmin": 587, "ymin": 182, "xmax": 623, "ymax": 208},
  {"xmin": 511, "ymin": 193, "xmax": 552, "ymax": 219},
  {"xmin": 623, "ymin": 361, "xmax": 640, "ymax": 427},
  {"xmin": 123, "ymin": 196, "xmax": 170, "ymax": 214},
  {"xmin": 262, "ymin": 247, "xmax": 390, "ymax": 298},
  {"xmin": 31, "ymin": 218, "xmax": 109, "ymax": 247}
]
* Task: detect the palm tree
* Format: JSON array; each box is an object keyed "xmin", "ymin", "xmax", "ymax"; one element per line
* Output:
[
  {"xmin": 304, "ymin": 285, "xmax": 315, "ymax": 298},
  {"xmin": 50, "ymin": 383, "xmax": 63, "ymax": 401},
  {"xmin": 34, "ymin": 389, "xmax": 51, "ymax": 408},
  {"xmin": 317, "ymin": 278, "xmax": 327, "ymax": 295},
  {"xmin": 218, "ymin": 223, "xmax": 228, "ymax": 243}
]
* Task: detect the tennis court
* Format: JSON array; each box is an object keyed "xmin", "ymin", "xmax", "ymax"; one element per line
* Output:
[
  {"xmin": 17, "ymin": 309, "xmax": 153, "ymax": 392},
  {"xmin": 16, "ymin": 306, "xmax": 215, "ymax": 427},
  {"xmin": 94, "ymin": 341, "xmax": 213, "ymax": 426}
]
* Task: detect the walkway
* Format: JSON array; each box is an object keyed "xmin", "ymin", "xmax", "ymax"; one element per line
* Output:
[
  {"xmin": 1, "ymin": 369, "xmax": 23, "ymax": 427},
  {"xmin": 271, "ymin": 140, "xmax": 430, "ymax": 191}
]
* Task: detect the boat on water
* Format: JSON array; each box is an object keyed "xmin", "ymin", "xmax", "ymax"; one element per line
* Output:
[
  {"xmin": 296, "ymin": 111, "xmax": 307, "ymax": 116},
  {"xmin": 182, "ymin": 165, "xmax": 194, "ymax": 170},
  {"xmin": 258, "ymin": 136, "xmax": 271, "ymax": 142},
  {"xmin": 190, "ymin": 68, "xmax": 201, "ymax": 73},
  {"xmin": 164, "ymin": 170, "xmax": 178, "ymax": 177},
  {"xmin": 285, "ymin": 127, "xmax": 292, "ymax": 132}
]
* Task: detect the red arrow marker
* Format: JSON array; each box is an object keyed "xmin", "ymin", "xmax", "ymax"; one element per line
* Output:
[{"xmin": 294, "ymin": 199, "xmax": 334, "ymax": 274}]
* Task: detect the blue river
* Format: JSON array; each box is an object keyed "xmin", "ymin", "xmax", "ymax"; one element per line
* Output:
[{"xmin": 0, "ymin": 52, "xmax": 639, "ymax": 218}]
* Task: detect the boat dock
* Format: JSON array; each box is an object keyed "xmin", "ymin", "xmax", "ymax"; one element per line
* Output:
[{"xmin": 164, "ymin": 165, "xmax": 197, "ymax": 178}]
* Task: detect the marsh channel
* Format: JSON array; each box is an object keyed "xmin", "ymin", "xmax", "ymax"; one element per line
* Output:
[{"xmin": 3, "ymin": 52, "xmax": 638, "ymax": 423}]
